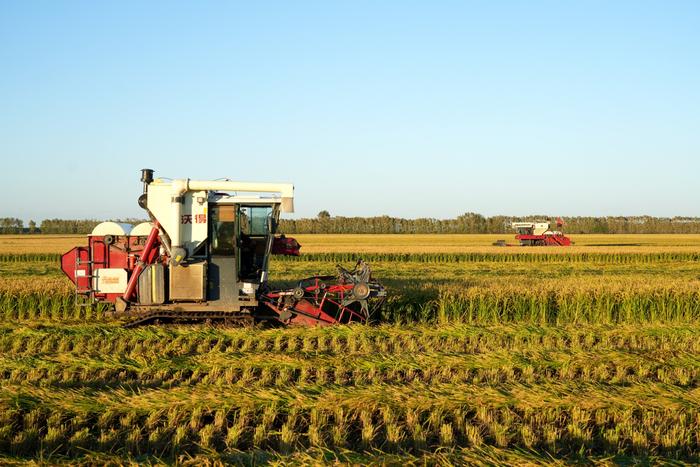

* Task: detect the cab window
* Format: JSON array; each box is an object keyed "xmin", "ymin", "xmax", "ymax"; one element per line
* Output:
[
  {"xmin": 239, "ymin": 206, "xmax": 272, "ymax": 236},
  {"xmin": 209, "ymin": 205, "xmax": 236, "ymax": 255}
]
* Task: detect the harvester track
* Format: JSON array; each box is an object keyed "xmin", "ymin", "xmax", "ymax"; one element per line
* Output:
[{"xmin": 119, "ymin": 310, "xmax": 256, "ymax": 328}]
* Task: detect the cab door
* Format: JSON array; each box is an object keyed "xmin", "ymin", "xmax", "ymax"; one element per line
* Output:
[
  {"xmin": 207, "ymin": 204, "xmax": 238, "ymax": 304},
  {"xmin": 237, "ymin": 205, "xmax": 274, "ymax": 283}
]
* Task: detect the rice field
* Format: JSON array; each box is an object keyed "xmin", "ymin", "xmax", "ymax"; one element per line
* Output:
[
  {"xmin": 5, "ymin": 233, "xmax": 700, "ymax": 254},
  {"xmin": 1, "ymin": 234, "xmax": 699, "ymax": 464}
]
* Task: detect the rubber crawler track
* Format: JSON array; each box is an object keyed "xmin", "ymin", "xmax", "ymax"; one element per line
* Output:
[{"xmin": 119, "ymin": 310, "xmax": 257, "ymax": 328}]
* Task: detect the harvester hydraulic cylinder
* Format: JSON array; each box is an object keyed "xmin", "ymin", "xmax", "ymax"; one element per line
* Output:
[{"xmin": 122, "ymin": 222, "xmax": 161, "ymax": 302}]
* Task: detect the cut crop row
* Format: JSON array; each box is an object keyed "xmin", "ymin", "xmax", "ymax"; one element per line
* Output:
[
  {"xmin": 1, "ymin": 399, "xmax": 698, "ymax": 458},
  {"xmin": 2, "ymin": 324, "xmax": 699, "ymax": 358},
  {"xmin": 2, "ymin": 357, "xmax": 698, "ymax": 389}
]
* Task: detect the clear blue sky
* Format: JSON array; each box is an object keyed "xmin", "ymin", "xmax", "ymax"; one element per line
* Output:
[{"xmin": 1, "ymin": 1, "xmax": 698, "ymax": 222}]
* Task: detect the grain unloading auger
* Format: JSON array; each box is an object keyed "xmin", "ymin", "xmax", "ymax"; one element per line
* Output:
[{"xmin": 60, "ymin": 169, "xmax": 386, "ymax": 327}]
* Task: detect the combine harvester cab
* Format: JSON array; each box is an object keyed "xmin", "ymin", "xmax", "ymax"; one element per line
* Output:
[{"xmin": 61, "ymin": 169, "xmax": 385, "ymax": 326}]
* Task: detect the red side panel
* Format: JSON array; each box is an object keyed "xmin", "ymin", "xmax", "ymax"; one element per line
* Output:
[
  {"xmin": 289, "ymin": 300, "xmax": 338, "ymax": 326},
  {"xmin": 61, "ymin": 247, "xmax": 91, "ymax": 292},
  {"xmin": 61, "ymin": 235, "xmax": 160, "ymax": 303},
  {"xmin": 262, "ymin": 299, "xmax": 338, "ymax": 326},
  {"xmin": 88, "ymin": 236, "xmax": 131, "ymax": 269}
]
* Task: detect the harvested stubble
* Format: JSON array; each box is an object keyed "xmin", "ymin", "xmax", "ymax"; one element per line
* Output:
[
  {"xmin": 2, "ymin": 235, "xmax": 700, "ymax": 462},
  {"xmin": 4, "ymin": 403, "xmax": 694, "ymax": 457},
  {"xmin": 0, "ymin": 447, "xmax": 691, "ymax": 466},
  {"xmin": 0, "ymin": 323, "xmax": 699, "ymax": 460},
  {"xmin": 3, "ymin": 323, "xmax": 700, "ymax": 358},
  {"xmin": 1, "ymin": 341, "xmax": 699, "ymax": 389}
]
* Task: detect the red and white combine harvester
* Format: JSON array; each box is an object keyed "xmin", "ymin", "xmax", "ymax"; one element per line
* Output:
[
  {"xmin": 61, "ymin": 169, "xmax": 385, "ymax": 327},
  {"xmin": 511, "ymin": 218, "xmax": 572, "ymax": 246}
]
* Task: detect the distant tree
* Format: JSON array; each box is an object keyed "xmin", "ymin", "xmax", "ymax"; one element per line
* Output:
[
  {"xmin": 0, "ymin": 217, "xmax": 23, "ymax": 234},
  {"xmin": 456, "ymin": 212, "xmax": 487, "ymax": 233},
  {"xmin": 28, "ymin": 220, "xmax": 36, "ymax": 234},
  {"xmin": 317, "ymin": 210, "xmax": 331, "ymax": 219}
]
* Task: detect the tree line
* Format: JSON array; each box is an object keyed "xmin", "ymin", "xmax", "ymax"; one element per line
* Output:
[
  {"xmin": 279, "ymin": 213, "xmax": 700, "ymax": 234},
  {"xmin": 4, "ymin": 213, "xmax": 700, "ymax": 235}
]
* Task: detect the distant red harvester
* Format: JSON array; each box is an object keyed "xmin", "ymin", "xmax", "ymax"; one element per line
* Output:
[{"xmin": 511, "ymin": 218, "xmax": 572, "ymax": 246}]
